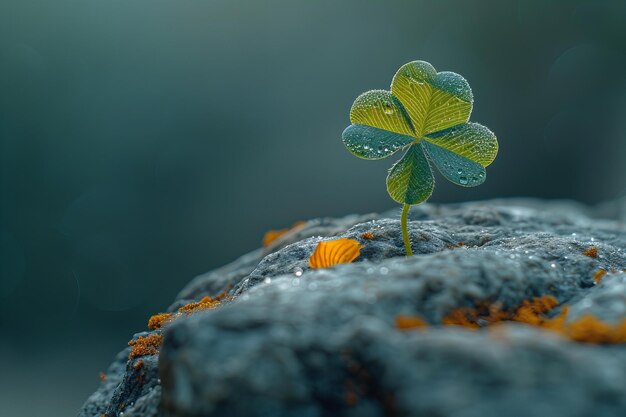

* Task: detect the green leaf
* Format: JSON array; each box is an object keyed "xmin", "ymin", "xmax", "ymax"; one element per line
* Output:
[
  {"xmin": 349, "ymin": 90, "xmax": 415, "ymax": 137},
  {"xmin": 342, "ymin": 124, "xmax": 414, "ymax": 160},
  {"xmin": 342, "ymin": 59, "xmax": 498, "ymax": 258},
  {"xmin": 386, "ymin": 145, "xmax": 434, "ymax": 204},
  {"xmin": 421, "ymin": 140, "xmax": 486, "ymax": 187},
  {"xmin": 423, "ymin": 122, "xmax": 498, "ymax": 167},
  {"xmin": 391, "ymin": 61, "xmax": 473, "ymax": 136}
]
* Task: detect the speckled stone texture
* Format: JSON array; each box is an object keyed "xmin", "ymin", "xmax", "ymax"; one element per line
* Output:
[{"xmin": 79, "ymin": 199, "xmax": 626, "ymax": 417}]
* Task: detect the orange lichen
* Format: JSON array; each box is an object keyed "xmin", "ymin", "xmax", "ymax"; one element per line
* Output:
[
  {"xmin": 512, "ymin": 295, "xmax": 559, "ymax": 325},
  {"xmin": 539, "ymin": 307, "xmax": 626, "ymax": 344},
  {"xmin": 583, "ymin": 246, "xmax": 598, "ymax": 258},
  {"xmin": 361, "ymin": 232, "xmax": 374, "ymax": 240},
  {"xmin": 442, "ymin": 308, "xmax": 481, "ymax": 328},
  {"xmin": 309, "ymin": 238, "xmax": 363, "ymax": 269},
  {"xmin": 148, "ymin": 313, "xmax": 174, "ymax": 330},
  {"xmin": 178, "ymin": 288, "xmax": 230, "ymax": 315},
  {"xmin": 133, "ymin": 360, "xmax": 144, "ymax": 370},
  {"xmin": 442, "ymin": 296, "xmax": 558, "ymax": 329},
  {"xmin": 128, "ymin": 334, "xmax": 163, "ymax": 359},
  {"xmin": 262, "ymin": 221, "xmax": 306, "ymax": 247},
  {"xmin": 436, "ymin": 295, "xmax": 626, "ymax": 345},
  {"xmin": 143, "ymin": 287, "xmax": 231, "ymax": 338},
  {"xmin": 593, "ymin": 269, "xmax": 607, "ymax": 285},
  {"xmin": 442, "ymin": 301, "xmax": 512, "ymax": 328},
  {"xmin": 178, "ymin": 296, "xmax": 222, "ymax": 314},
  {"xmin": 564, "ymin": 315, "xmax": 621, "ymax": 343},
  {"xmin": 99, "ymin": 372, "xmax": 106, "ymax": 382},
  {"xmin": 394, "ymin": 314, "xmax": 428, "ymax": 330},
  {"xmin": 541, "ymin": 305, "xmax": 569, "ymax": 332}
]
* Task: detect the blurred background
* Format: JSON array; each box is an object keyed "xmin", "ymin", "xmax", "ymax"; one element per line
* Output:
[{"xmin": 1, "ymin": 0, "xmax": 625, "ymax": 415}]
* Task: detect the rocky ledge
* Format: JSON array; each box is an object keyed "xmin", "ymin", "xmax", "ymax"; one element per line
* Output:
[{"xmin": 79, "ymin": 199, "xmax": 626, "ymax": 417}]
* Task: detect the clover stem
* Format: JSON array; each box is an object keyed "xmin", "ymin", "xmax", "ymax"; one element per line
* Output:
[{"xmin": 401, "ymin": 203, "xmax": 413, "ymax": 256}]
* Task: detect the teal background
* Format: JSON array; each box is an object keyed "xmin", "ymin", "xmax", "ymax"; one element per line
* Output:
[{"xmin": 1, "ymin": 1, "xmax": 625, "ymax": 415}]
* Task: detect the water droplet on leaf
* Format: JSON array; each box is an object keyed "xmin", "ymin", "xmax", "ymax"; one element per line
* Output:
[{"xmin": 382, "ymin": 102, "xmax": 395, "ymax": 115}]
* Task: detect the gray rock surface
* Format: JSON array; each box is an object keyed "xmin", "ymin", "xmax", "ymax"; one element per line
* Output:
[{"xmin": 79, "ymin": 199, "xmax": 626, "ymax": 417}]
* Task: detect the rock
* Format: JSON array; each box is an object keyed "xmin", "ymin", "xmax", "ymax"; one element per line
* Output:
[
  {"xmin": 78, "ymin": 199, "xmax": 626, "ymax": 417},
  {"xmin": 80, "ymin": 339, "xmax": 161, "ymax": 417},
  {"xmin": 176, "ymin": 213, "xmax": 378, "ymax": 301}
]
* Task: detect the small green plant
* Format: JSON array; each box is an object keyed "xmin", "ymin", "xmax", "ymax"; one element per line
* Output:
[{"xmin": 342, "ymin": 60, "xmax": 498, "ymax": 256}]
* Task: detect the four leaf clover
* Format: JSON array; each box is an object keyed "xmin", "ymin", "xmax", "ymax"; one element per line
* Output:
[{"xmin": 342, "ymin": 60, "xmax": 498, "ymax": 255}]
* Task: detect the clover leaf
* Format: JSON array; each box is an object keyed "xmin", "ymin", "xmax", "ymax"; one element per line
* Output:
[{"xmin": 342, "ymin": 60, "xmax": 498, "ymax": 256}]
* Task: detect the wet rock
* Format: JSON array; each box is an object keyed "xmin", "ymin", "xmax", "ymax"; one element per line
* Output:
[
  {"xmin": 177, "ymin": 213, "xmax": 378, "ymax": 301},
  {"xmin": 78, "ymin": 199, "xmax": 626, "ymax": 417}
]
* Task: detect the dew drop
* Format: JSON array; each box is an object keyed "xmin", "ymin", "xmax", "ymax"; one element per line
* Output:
[
  {"xmin": 408, "ymin": 76, "xmax": 425, "ymax": 86},
  {"xmin": 264, "ymin": 277, "xmax": 272, "ymax": 284},
  {"xmin": 459, "ymin": 177, "xmax": 469, "ymax": 185},
  {"xmin": 382, "ymin": 102, "xmax": 395, "ymax": 115},
  {"xmin": 293, "ymin": 267, "xmax": 303, "ymax": 277}
]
